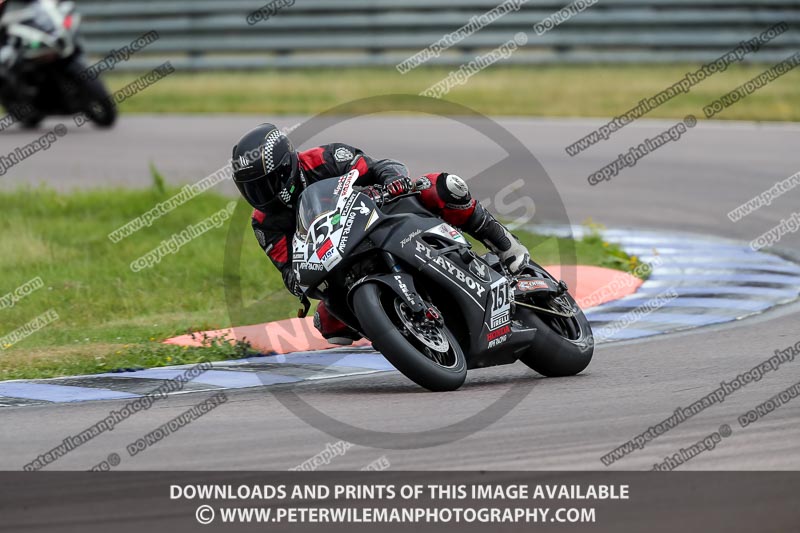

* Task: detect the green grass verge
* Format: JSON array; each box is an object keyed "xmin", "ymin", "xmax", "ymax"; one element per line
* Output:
[
  {"xmin": 108, "ymin": 64, "xmax": 800, "ymax": 121},
  {"xmin": 0, "ymin": 176, "xmax": 636, "ymax": 380}
]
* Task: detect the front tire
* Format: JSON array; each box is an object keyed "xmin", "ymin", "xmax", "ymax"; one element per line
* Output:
[
  {"xmin": 352, "ymin": 283, "xmax": 467, "ymax": 392},
  {"xmin": 81, "ymin": 76, "xmax": 116, "ymax": 128},
  {"xmin": 64, "ymin": 58, "xmax": 117, "ymax": 128}
]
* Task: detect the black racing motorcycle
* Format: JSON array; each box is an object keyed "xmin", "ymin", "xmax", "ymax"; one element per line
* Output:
[
  {"xmin": 0, "ymin": 0, "xmax": 116, "ymax": 128},
  {"xmin": 292, "ymin": 170, "xmax": 594, "ymax": 392}
]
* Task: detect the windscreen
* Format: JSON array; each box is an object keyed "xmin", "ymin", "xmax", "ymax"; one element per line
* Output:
[{"xmin": 296, "ymin": 180, "xmax": 340, "ymax": 239}]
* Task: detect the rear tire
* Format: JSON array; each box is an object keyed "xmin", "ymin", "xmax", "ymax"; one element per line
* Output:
[
  {"xmin": 517, "ymin": 293, "xmax": 594, "ymax": 377},
  {"xmin": 18, "ymin": 114, "xmax": 43, "ymax": 129},
  {"xmin": 1, "ymin": 99, "xmax": 43, "ymax": 129},
  {"xmin": 352, "ymin": 283, "xmax": 467, "ymax": 392}
]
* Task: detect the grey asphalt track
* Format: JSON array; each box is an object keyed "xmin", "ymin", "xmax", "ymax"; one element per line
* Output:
[{"xmin": 0, "ymin": 115, "xmax": 798, "ymax": 470}]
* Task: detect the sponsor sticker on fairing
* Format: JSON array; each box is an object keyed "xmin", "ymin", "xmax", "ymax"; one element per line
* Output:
[
  {"xmin": 338, "ymin": 211, "xmax": 357, "ymax": 251},
  {"xmin": 487, "ymin": 324, "xmax": 511, "ymax": 348},
  {"xmin": 323, "ymin": 248, "xmax": 342, "ymax": 270},
  {"xmin": 394, "ymin": 275, "xmax": 420, "ymax": 307},
  {"xmin": 317, "ymin": 239, "xmax": 342, "ymax": 270},
  {"xmin": 299, "ymin": 262, "xmax": 325, "ymax": 272},
  {"xmin": 316, "ymin": 238, "xmax": 334, "ymax": 260},
  {"xmin": 469, "ymin": 259, "xmax": 491, "ymax": 282},
  {"xmin": 517, "ymin": 279, "xmax": 549, "ymax": 292},
  {"xmin": 356, "ymin": 202, "xmax": 370, "ymax": 215},
  {"xmin": 400, "ymin": 229, "xmax": 422, "ymax": 248},
  {"xmin": 414, "ymin": 241, "xmax": 487, "ymax": 299},
  {"xmin": 489, "ymin": 279, "xmax": 512, "ymax": 330},
  {"xmin": 333, "ymin": 170, "xmax": 359, "ymax": 196},
  {"xmin": 426, "ymin": 223, "xmax": 465, "ymax": 243}
]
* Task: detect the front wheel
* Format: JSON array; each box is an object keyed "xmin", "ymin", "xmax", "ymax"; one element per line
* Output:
[
  {"xmin": 351, "ymin": 283, "xmax": 467, "ymax": 392},
  {"xmin": 81, "ymin": 76, "xmax": 116, "ymax": 127},
  {"xmin": 64, "ymin": 58, "xmax": 117, "ymax": 128},
  {"xmin": 517, "ymin": 292, "xmax": 594, "ymax": 377}
]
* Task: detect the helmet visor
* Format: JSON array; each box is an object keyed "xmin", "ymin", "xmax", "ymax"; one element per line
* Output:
[{"xmin": 270, "ymin": 151, "xmax": 297, "ymax": 192}]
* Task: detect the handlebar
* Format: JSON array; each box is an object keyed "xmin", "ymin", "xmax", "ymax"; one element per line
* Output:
[{"xmin": 355, "ymin": 180, "xmax": 424, "ymax": 206}]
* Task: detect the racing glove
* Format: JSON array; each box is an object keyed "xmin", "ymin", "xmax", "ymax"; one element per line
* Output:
[
  {"xmin": 362, "ymin": 177, "xmax": 413, "ymax": 205},
  {"xmin": 282, "ymin": 267, "xmax": 303, "ymax": 297},
  {"xmin": 385, "ymin": 176, "xmax": 413, "ymax": 197}
]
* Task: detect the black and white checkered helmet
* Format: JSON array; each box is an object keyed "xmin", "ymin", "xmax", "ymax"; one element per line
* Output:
[{"xmin": 231, "ymin": 123, "xmax": 301, "ymax": 210}]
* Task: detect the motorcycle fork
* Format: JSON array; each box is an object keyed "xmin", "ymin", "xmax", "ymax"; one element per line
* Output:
[{"xmin": 381, "ymin": 251, "xmax": 442, "ymax": 325}]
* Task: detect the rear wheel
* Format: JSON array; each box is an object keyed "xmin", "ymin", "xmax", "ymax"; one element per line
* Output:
[
  {"xmin": 19, "ymin": 116, "xmax": 43, "ymax": 129},
  {"xmin": 1, "ymin": 99, "xmax": 43, "ymax": 129},
  {"xmin": 517, "ymin": 292, "xmax": 594, "ymax": 377},
  {"xmin": 352, "ymin": 283, "xmax": 466, "ymax": 392}
]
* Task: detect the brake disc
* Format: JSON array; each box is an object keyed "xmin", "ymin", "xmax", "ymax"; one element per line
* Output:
[{"xmin": 394, "ymin": 299, "xmax": 450, "ymax": 353}]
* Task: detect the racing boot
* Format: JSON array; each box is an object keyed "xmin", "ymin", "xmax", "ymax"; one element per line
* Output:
[
  {"xmin": 464, "ymin": 204, "xmax": 530, "ymax": 274},
  {"xmin": 313, "ymin": 301, "xmax": 362, "ymax": 346}
]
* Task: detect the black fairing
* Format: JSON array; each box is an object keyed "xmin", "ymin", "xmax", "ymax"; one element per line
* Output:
[{"xmin": 293, "ymin": 177, "xmax": 537, "ymax": 370}]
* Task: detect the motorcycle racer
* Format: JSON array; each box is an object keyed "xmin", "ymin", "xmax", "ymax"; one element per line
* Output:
[
  {"xmin": 231, "ymin": 123, "xmax": 529, "ymax": 345},
  {"xmin": 0, "ymin": 0, "xmax": 38, "ymax": 100}
]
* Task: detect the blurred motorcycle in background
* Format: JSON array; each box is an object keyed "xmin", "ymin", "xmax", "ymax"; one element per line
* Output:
[{"xmin": 0, "ymin": 0, "xmax": 116, "ymax": 128}]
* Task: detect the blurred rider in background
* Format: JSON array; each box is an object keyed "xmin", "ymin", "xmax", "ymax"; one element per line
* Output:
[{"xmin": 0, "ymin": 0, "xmax": 39, "ymax": 99}]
